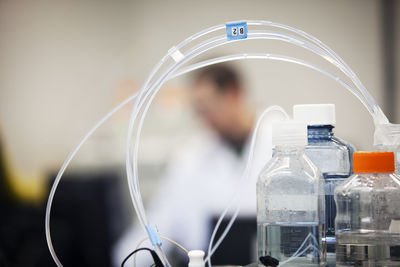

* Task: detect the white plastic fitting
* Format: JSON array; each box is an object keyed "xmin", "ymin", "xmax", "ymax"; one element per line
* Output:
[{"xmin": 188, "ymin": 250, "xmax": 205, "ymax": 267}]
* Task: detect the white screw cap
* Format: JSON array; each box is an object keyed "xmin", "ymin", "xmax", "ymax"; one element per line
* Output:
[
  {"xmin": 272, "ymin": 121, "xmax": 307, "ymax": 146},
  {"xmin": 188, "ymin": 250, "xmax": 205, "ymax": 267},
  {"xmin": 293, "ymin": 104, "xmax": 336, "ymax": 125}
]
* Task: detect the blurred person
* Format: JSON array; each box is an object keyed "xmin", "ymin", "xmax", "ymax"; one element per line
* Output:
[{"xmin": 113, "ymin": 64, "xmax": 270, "ymax": 266}]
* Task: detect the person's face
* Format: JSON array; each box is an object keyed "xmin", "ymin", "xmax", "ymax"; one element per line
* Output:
[{"xmin": 191, "ymin": 79, "xmax": 239, "ymax": 137}]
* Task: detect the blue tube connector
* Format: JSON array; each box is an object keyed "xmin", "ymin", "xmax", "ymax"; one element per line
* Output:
[{"xmin": 145, "ymin": 225, "xmax": 163, "ymax": 246}]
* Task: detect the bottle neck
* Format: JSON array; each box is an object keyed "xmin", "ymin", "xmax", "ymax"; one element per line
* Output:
[
  {"xmin": 273, "ymin": 145, "xmax": 305, "ymax": 156},
  {"xmin": 307, "ymin": 125, "xmax": 334, "ymax": 141}
]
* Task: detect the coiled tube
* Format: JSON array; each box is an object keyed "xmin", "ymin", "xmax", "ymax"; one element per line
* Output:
[{"xmin": 46, "ymin": 20, "xmax": 394, "ymax": 267}]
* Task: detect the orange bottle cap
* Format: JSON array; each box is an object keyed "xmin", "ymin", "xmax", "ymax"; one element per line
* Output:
[{"xmin": 353, "ymin": 151, "xmax": 395, "ymax": 173}]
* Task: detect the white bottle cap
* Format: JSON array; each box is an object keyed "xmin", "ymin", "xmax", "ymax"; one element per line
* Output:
[
  {"xmin": 272, "ymin": 121, "xmax": 307, "ymax": 146},
  {"xmin": 293, "ymin": 104, "xmax": 336, "ymax": 125},
  {"xmin": 188, "ymin": 250, "xmax": 205, "ymax": 267}
]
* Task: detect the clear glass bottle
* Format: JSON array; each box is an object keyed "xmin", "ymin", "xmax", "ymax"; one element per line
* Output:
[
  {"xmin": 335, "ymin": 151, "xmax": 400, "ymax": 267},
  {"xmin": 257, "ymin": 121, "xmax": 326, "ymax": 267},
  {"xmin": 294, "ymin": 104, "xmax": 354, "ymax": 264}
]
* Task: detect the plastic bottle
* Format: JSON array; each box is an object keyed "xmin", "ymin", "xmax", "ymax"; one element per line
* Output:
[
  {"xmin": 293, "ymin": 104, "xmax": 354, "ymax": 262},
  {"xmin": 257, "ymin": 121, "xmax": 326, "ymax": 266},
  {"xmin": 334, "ymin": 151, "xmax": 400, "ymax": 266}
]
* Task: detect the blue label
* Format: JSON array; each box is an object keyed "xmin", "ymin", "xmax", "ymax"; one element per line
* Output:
[{"xmin": 226, "ymin": 20, "xmax": 247, "ymax": 40}]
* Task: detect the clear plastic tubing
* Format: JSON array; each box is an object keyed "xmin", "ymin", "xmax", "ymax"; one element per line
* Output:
[
  {"xmin": 127, "ymin": 28, "xmax": 387, "ymax": 224},
  {"xmin": 127, "ymin": 30, "xmax": 376, "ymax": 223},
  {"xmin": 126, "ymin": 25, "xmax": 388, "ymax": 266},
  {"xmin": 126, "ymin": 30, "xmax": 386, "ymax": 266},
  {"xmin": 127, "ymin": 51, "xmax": 367, "ymax": 266},
  {"xmin": 45, "ymin": 20, "xmax": 390, "ymax": 267},
  {"xmin": 206, "ymin": 105, "xmax": 290, "ymax": 267},
  {"xmin": 246, "ymin": 21, "xmax": 384, "ymax": 123},
  {"xmin": 44, "ymin": 52, "xmax": 356, "ymax": 267},
  {"xmin": 45, "ymin": 93, "xmax": 138, "ymax": 267}
]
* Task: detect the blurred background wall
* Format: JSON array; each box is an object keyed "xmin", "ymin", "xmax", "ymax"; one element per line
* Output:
[
  {"xmin": 1, "ymin": 0, "xmax": 399, "ymax": 181},
  {"xmin": 0, "ymin": 0, "xmax": 399, "ymax": 266}
]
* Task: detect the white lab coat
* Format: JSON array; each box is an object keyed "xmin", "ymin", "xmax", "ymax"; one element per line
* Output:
[{"xmin": 112, "ymin": 110, "xmax": 284, "ymax": 267}]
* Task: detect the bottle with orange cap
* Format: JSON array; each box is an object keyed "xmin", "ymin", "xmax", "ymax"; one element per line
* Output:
[{"xmin": 334, "ymin": 151, "xmax": 400, "ymax": 266}]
